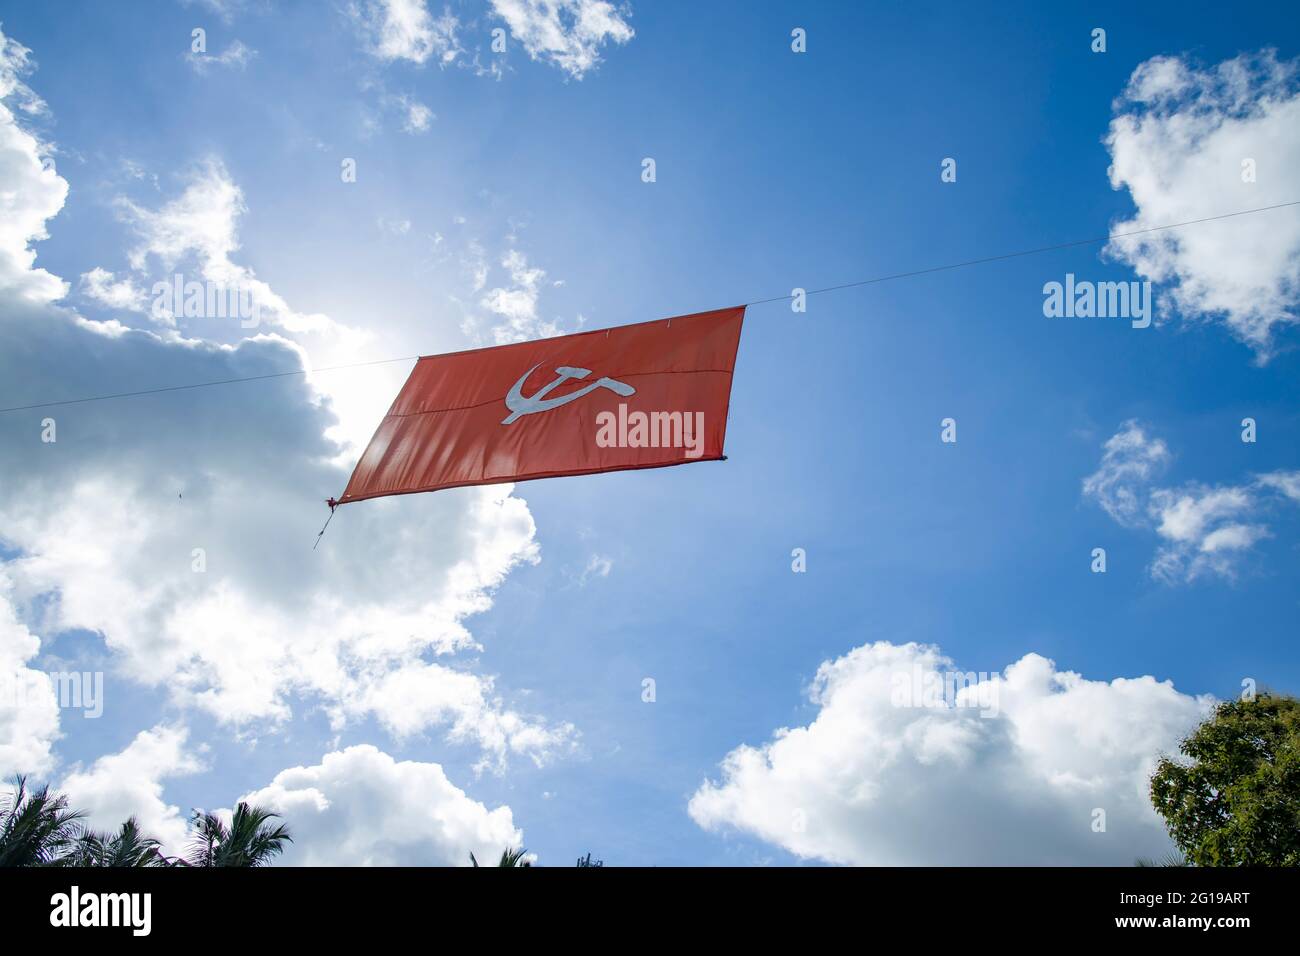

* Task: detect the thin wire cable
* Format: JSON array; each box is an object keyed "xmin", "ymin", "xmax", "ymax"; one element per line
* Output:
[
  {"xmin": 0, "ymin": 355, "xmax": 421, "ymax": 414},
  {"xmin": 746, "ymin": 199, "xmax": 1300, "ymax": 305},
  {"xmin": 3, "ymin": 198, "xmax": 1296, "ymax": 415}
]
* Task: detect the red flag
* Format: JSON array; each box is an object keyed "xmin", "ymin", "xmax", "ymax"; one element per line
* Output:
[{"xmin": 335, "ymin": 306, "xmax": 745, "ymax": 504}]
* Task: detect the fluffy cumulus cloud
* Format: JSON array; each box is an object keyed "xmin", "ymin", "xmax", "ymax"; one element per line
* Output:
[
  {"xmin": 78, "ymin": 267, "xmax": 149, "ymax": 315},
  {"xmin": 689, "ymin": 641, "xmax": 1212, "ymax": 865},
  {"xmin": 1147, "ymin": 485, "xmax": 1269, "ymax": 582},
  {"xmin": 59, "ymin": 724, "xmax": 204, "ymax": 856},
  {"xmin": 1105, "ymin": 50, "xmax": 1300, "ymax": 359},
  {"xmin": 490, "ymin": 0, "xmax": 633, "ymax": 79},
  {"xmin": 0, "ymin": 18, "xmax": 572, "ymax": 832},
  {"xmin": 238, "ymin": 745, "xmax": 524, "ymax": 865},
  {"xmin": 115, "ymin": 158, "xmax": 339, "ymax": 336},
  {"xmin": 349, "ymin": 0, "xmax": 462, "ymax": 66},
  {"xmin": 0, "ymin": 29, "xmax": 67, "ymax": 305},
  {"xmin": 338, "ymin": 663, "xmax": 576, "ymax": 773},
  {"xmin": 82, "ymin": 152, "xmax": 391, "ymax": 454},
  {"xmin": 0, "ymin": 571, "xmax": 60, "ymax": 779},
  {"xmin": 0, "ymin": 31, "xmax": 66, "ymax": 781},
  {"xmin": 0, "ymin": 339, "xmax": 570, "ymax": 761},
  {"xmin": 1082, "ymin": 421, "xmax": 1300, "ymax": 582}
]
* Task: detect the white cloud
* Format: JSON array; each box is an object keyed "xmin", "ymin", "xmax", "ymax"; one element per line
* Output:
[
  {"xmin": 479, "ymin": 248, "xmax": 561, "ymax": 343},
  {"xmin": 689, "ymin": 641, "xmax": 1212, "ymax": 865},
  {"xmin": 401, "ymin": 96, "xmax": 433, "ymax": 133},
  {"xmin": 1083, "ymin": 423, "xmax": 1300, "ymax": 582},
  {"xmin": 59, "ymin": 724, "xmax": 204, "ymax": 857},
  {"xmin": 1148, "ymin": 485, "xmax": 1269, "ymax": 582},
  {"xmin": 238, "ymin": 745, "xmax": 524, "ymax": 865},
  {"xmin": 1080, "ymin": 419, "xmax": 1170, "ymax": 525},
  {"xmin": 1105, "ymin": 50, "xmax": 1300, "ymax": 359},
  {"xmin": 336, "ymin": 663, "xmax": 577, "ymax": 772},
  {"xmin": 0, "ymin": 27, "xmax": 67, "ymax": 305},
  {"xmin": 0, "ymin": 460, "xmax": 568, "ymax": 763},
  {"xmin": 187, "ymin": 39, "xmax": 256, "ymax": 73},
  {"xmin": 0, "ymin": 27, "xmax": 574, "ymax": 774},
  {"xmin": 0, "ymin": 574, "xmax": 60, "ymax": 779},
  {"xmin": 349, "ymin": 0, "xmax": 462, "ymax": 66},
  {"xmin": 0, "ymin": 25, "xmax": 48, "ymax": 116},
  {"xmin": 1200, "ymin": 523, "xmax": 1269, "ymax": 553},
  {"xmin": 490, "ymin": 0, "xmax": 633, "ymax": 79},
  {"xmin": 116, "ymin": 158, "xmax": 338, "ymax": 335},
  {"xmin": 1150, "ymin": 485, "xmax": 1254, "ymax": 544},
  {"xmin": 78, "ymin": 267, "xmax": 149, "ymax": 314},
  {"xmin": 574, "ymin": 553, "xmax": 612, "ymax": 586},
  {"xmin": 0, "ymin": 270, "xmax": 568, "ymax": 752},
  {"xmin": 0, "ymin": 28, "xmax": 66, "ymax": 779},
  {"xmin": 1257, "ymin": 469, "xmax": 1300, "ymax": 501},
  {"xmin": 448, "ymin": 233, "xmax": 578, "ymax": 346},
  {"xmin": 107, "ymin": 158, "xmax": 390, "ymax": 454}
]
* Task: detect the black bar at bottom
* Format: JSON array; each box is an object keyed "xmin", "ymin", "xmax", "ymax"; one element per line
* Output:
[{"xmin": 2, "ymin": 864, "xmax": 1290, "ymax": 940}]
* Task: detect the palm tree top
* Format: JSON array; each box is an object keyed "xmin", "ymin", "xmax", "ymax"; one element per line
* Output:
[
  {"xmin": 0, "ymin": 776, "xmax": 86, "ymax": 868},
  {"xmin": 72, "ymin": 817, "xmax": 168, "ymax": 868},
  {"xmin": 187, "ymin": 801, "xmax": 292, "ymax": 867},
  {"xmin": 470, "ymin": 847, "xmax": 532, "ymax": 867}
]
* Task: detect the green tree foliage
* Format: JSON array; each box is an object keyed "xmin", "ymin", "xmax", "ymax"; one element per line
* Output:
[
  {"xmin": 1, "ymin": 776, "xmax": 291, "ymax": 868},
  {"xmin": 186, "ymin": 803, "xmax": 292, "ymax": 867},
  {"xmin": 470, "ymin": 847, "xmax": 532, "ymax": 867},
  {"xmin": 0, "ymin": 776, "xmax": 85, "ymax": 867},
  {"xmin": 1150, "ymin": 693, "xmax": 1300, "ymax": 866},
  {"xmin": 71, "ymin": 817, "xmax": 169, "ymax": 867}
]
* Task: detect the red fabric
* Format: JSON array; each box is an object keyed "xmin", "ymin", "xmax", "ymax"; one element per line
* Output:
[{"xmin": 337, "ymin": 306, "xmax": 745, "ymax": 503}]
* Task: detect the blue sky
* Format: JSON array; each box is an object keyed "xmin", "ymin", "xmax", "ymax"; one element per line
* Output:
[{"xmin": 1, "ymin": 0, "xmax": 1298, "ymax": 866}]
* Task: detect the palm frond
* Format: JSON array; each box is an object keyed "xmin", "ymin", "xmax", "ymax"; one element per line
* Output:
[
  {"xmin": 186, "ymin": 802, "xmax": 291, "ymax": 867},
  {"xmin": 0, "ymin": 776, "xmax": 87, "ymax": 867}
]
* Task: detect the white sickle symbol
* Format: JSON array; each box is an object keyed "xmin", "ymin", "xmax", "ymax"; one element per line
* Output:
[{"xmin": 501, "ymin": 364, "xmax": 636, "ymax": 425}]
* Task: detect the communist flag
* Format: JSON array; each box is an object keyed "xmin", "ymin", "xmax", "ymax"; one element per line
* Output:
[{"xmin": 334, "ymin": 306, "xmax": 745, "ymax": 504}]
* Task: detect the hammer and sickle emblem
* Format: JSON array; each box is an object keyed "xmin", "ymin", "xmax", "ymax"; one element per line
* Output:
[{"xmin": 502, "ymin": 364, "xmax": 636, "ymax": 425}]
